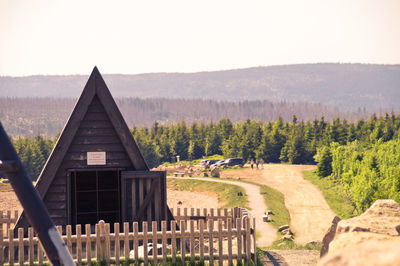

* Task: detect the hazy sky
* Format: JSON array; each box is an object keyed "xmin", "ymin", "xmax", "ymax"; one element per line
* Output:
[{"xmin": 0, "ymin": 0, "xmax": 399, "ymax": 76}]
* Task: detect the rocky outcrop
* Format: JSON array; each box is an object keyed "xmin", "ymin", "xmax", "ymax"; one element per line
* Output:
[
  {"xmin": 318, "ymin": 199, "xmax": 400, "ymax": 266},
  {"xmin": 336, "ymin": 199, "xmax": 400, "ymax": 236},
  {"xmin": 318, "ymin": 238, "xmax": 400, "ymax": 266},
  {"xmin": 320, "ymin": 216, "xmax": 341, "ymax": 257}
]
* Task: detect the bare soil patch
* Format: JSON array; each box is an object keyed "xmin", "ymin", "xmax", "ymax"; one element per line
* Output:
[
  {"xmin": 0, "ymin": 191, "xmax": 22, "ymax": 213},
  {"xmin": 166, "ymin": 189, "xmax": 221, "ymax": 210},
  {"xmin": 0, "ymin": 181, "xmax": 22, "ymax": 213}
]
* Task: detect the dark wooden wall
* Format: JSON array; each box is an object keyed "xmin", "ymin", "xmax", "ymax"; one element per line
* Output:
[{"xmin": 44, "ymin": 95, "xmax": 135, "ymax": 225}]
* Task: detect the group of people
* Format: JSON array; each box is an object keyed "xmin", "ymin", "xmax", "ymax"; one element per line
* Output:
[{"xmin": 250, "ymin": 158, "xmax": 264, "ymax": 169}]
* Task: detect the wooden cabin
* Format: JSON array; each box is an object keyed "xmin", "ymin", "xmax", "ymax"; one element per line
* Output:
[{"xmin": 15, "ymin": 67, "xmax": 172, "ymax": 231}]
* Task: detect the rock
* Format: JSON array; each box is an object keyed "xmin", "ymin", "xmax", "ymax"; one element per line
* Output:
[
  {"xmin": 336, "ymin": 199, "xmax": 400, "ymax": 237},
  {"xmin": 320, "ymin": 216, "xmax": 341, "ymax": 257},
  {"xmin": 132, "ymin": 243, "xmax": 163, "ymax": 258},
  {"xmin": 329, "ymin": 231, "xmax": 398, "ymax": 251},
  {"xmin": 282, "ymin": 234, "xmax": 293, "ymax": 240},
  {"xmin": 210, "ymin": 167, "xmax": 220, "ymax": 178},
  {"xmin": 318, "ymin": 238, "xmax": 400, "ymax": 266},
  {"xmin": 318, "ymin": 199, "xmax": 400, "ymax": 266},
  {"xmin": 278, "ymin": 225, "xmax": 290, "ymax": 232}
]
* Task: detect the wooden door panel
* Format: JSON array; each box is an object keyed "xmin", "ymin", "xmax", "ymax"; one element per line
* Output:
[{"xmin": 121, "ymin": 171, "xmax": 167, "ymax": 224}]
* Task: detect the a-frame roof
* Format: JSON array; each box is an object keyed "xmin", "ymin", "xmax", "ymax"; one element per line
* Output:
[{"xmin": 35, "ymin": 66, "xmax": 148, "ymax": 198}]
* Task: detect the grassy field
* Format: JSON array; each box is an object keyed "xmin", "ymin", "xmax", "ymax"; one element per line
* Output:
[
  {"xmin": 302, "ymin": 170, "xmax": 355, "ymax": 219},
  {"xmin": 259, "ymin": 185, "xmax": 289, "ymax": 228},
  {"xmin": 167, "ymin": 178, "xmax": 250, "ymax": 209}
]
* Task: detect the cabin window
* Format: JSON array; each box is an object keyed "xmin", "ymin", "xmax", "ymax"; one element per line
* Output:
[{"xmin": 70, "ymin": 170, "xmax": 120, "ymax": 226}]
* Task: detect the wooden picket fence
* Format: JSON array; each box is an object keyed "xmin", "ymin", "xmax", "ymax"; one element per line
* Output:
[
  {"xmin": 0, "ymin": 210, "xmax": 19, "ymax": 238},
  {"xmin": 0, "ymin": 208, "xmax": 256, "ymax": 265}
]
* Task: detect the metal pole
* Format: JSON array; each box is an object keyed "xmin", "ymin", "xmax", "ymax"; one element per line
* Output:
[{"xmin": 0, "ymin": 123, "xmax": 74, "ymax": 265}]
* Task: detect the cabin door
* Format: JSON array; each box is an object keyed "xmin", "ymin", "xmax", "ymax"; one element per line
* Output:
[
  {"xmin": 70, "ymin": 169, "xmax": 121, "ymax": 226},
  {"xmin": 121, "ymin": 171, "xmax": 167, "ymax": 225}
]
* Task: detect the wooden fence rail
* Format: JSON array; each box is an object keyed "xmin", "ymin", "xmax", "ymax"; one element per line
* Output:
[{"xmin": 0, "ymin": 208, "xmax": 256, "ymax": 265}]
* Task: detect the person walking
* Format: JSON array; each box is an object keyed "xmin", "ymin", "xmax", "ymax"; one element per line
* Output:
[
  {"xmin": 256, "ymin": 159, "xmax": 259, "ymax": 169},
  {"xmin": 260, "ymin": 158, "xmax": 264, "ymax": 169},
  {"xmin": 250, "ymin": 159, "xmax": 254, "ymax": 169}
]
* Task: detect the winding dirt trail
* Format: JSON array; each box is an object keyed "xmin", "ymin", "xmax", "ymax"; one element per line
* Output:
[
  {"xmin": 222, "ymin": 164, "xmax": 336, "ymax": 245},
  {"xmin": 168, "ymin": 177, "xmax": 276, "ymax": 247}
]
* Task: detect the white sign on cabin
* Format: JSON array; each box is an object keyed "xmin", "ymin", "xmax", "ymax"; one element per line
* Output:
[{"xmin": 87, "ymin": 152, "xmax": 106, "ymax": 165}]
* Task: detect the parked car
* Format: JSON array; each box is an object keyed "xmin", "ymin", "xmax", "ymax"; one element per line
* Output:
[
  {"xmin": 206, "ymin": 159, "xmax": 219, "ymax": 167},
  {"xmin": 201, "ymin": 159, "xmax": 220, "ymax": 167},
  {"xmin": 222, "ymin": 158, "xmax": 245, "ymax": 167},
  {"xmin": 200, "ymin": 159, "xmax": 210, "ymax": 167},
  {"xmin": 210, "ymin": 160, "xmax": 226, "ymax": 168}
]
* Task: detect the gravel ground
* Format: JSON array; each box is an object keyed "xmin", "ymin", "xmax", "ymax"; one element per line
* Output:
[{"xmin": 262, "ymin": 250, "xmax": 320, "ymax": 266}]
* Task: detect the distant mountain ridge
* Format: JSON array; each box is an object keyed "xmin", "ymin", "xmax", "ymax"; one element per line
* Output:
[{"xmin": 1, "ymin": 63, "xmax": 400, "ymax": 111}]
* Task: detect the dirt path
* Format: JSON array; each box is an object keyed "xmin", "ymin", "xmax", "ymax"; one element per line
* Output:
[
  {"xmin": 169, "ymin": 177, "xmax": 276, "ymax": 247},
  {"xmin": 222, "ymin": 164, "xmax": 336, "ymax": 245}
]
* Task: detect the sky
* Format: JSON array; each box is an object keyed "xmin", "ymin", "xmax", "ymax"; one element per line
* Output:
[{"xmin": 0, "ymin": 0, "xmax": 399, "ymax": 76}]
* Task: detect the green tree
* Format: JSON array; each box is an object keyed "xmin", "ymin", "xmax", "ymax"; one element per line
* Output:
[{"xmin": 316, "ymin": 146, "xmax": 332, "ymax": 177}]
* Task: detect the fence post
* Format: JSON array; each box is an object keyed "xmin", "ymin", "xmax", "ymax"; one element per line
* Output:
[
  {"xmin": 95, "ymin": 224, "xmax": 100, "ymax": 262},
  {"xmin": 66, "ymin": 225, "xmax": 72, "ymax": 254},
  {"xmin": 6, "ymin": 211, "xmax": 11, "ymax": 235},
  {"xmin": 236, "ymin": 218, "xmax": 242, "ymax": 264},
  {"xmin": 199, "ymin": 219, "xmax": 204, "ymax": 259},
  {"xmin": 245, "ymin": 217, "xmax": 251, "ymax": 266},
  {"xmin": 18, "ymin": 227, "xmax": 24, "ymax": 265},
  {"xmin": 123, "ymin": 222, "xmax": 129, "ymax": 262},
  {"xmin": 227, "ymin": 218, "xmax": 232, "ymax": 265},
  {"xmin": 85, "ymin": 224, "xmax": 91, "ymax": 266},
  {"xmin": 203, "ymin": 208, "xmax": 208, "ymax": 229},
  {"xmin": 190, "ymin": 220, "xmax": 195, "ymax": 262},
  {"xmin": 98, "ymin": 221, "xmax": 106, "ymax": 261},
  {"xmin": 114, "ymin": 223, "xmax": 120, "ymax": 265},
  {"xmin": 162, "ymin": 221, "xmax": 167, "ymax": 266},
  {"xmin": 9, "ymin": 228, "xmax": 14, "ymax": 265},
  {"xmin": 223, "ymin": 208, "xmax": 228, "ymax": 229},
  {"xmin": 28, "ymin": 228, "xmax": 34, "ymax": 266},
  {"xmin": 184, "ymin": 208, "xmax": 188, "ymax": 228},
  {"xmin": 143, "ymin": 222, "xmax": 148, "ymax": 265},
  {"xmin": 218, "ymin": 219, "xmax": 223, "ymax": 266},
  {"xmin": 180, "ymin": 220, "xmax": 185, "ymax": 264},
  {"xmin": 105, "ymin": 223, "xmax": 110, "ymax": 265},
  {"xmin": 133, "ymin": 222, "xmax": 139, "ymax": 262},
  {"xmin": 76, "ymin": 225, "xmax": 82, "ymax": 265},
  {"xmin": 208, "ymin": 219, "xmax": 214, "ymax": 266},
  {"xmin": 152, "ymin": 221, "xmax": 158, "ymax": 265},
  {"xmin": 171, "ymin": 220, "xmax": 176, "ymax": 264},
  {"xmin": 38, "ymin": 238, "xmax": 44, "ymax": 266}
]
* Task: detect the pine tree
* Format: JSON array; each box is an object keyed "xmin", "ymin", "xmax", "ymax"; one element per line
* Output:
[{"xmin": 316, "ymin": 146, "xmax": 332, "ymax": 177}]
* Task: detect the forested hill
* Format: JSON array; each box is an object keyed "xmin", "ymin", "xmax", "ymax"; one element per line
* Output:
[
  {"xmin": 1, "ymin": 63, "xmax": 399, "ymax": 111},
  {"xmin": 0, "ymin": 97, "xmax": 365, "ymax": 137}
]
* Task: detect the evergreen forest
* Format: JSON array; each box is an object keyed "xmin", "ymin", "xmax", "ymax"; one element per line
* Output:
[{"xmin": 3, "ymin": 113, "xmax": 400, "ymax": 213}]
